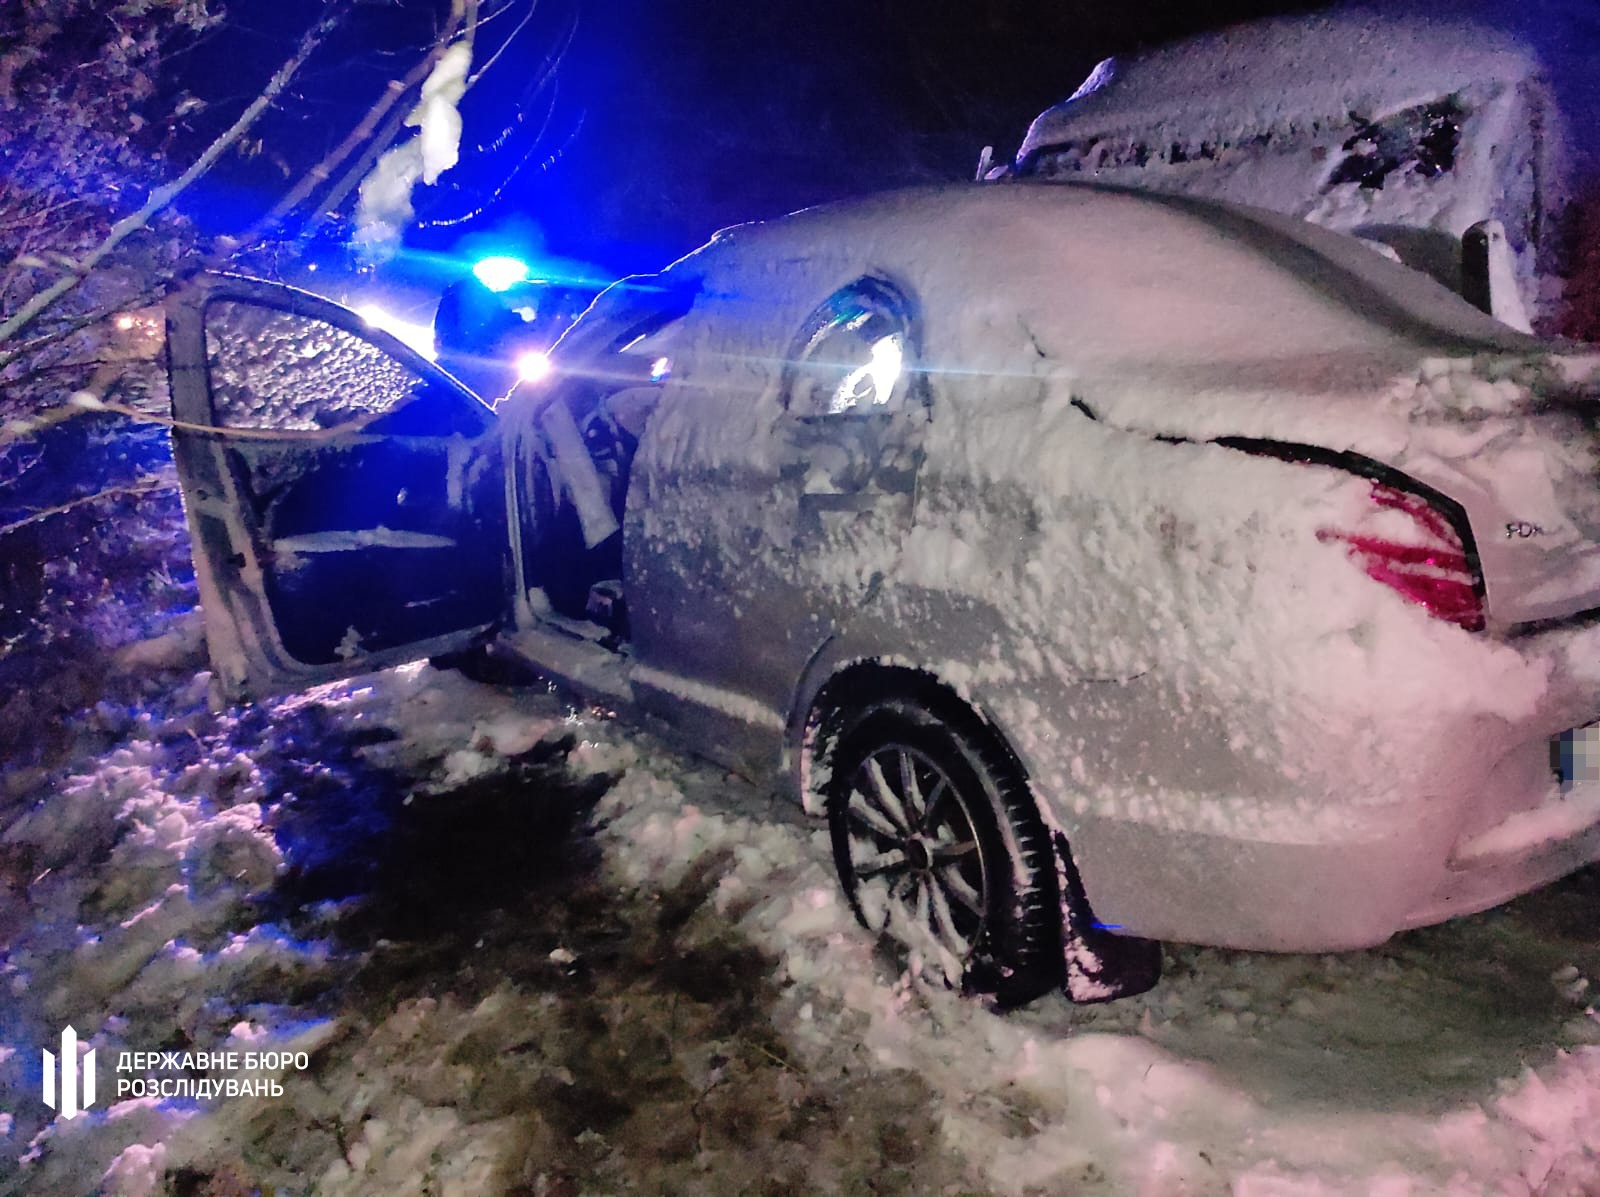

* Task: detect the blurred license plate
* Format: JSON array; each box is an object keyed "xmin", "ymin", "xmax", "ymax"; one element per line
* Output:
[{"xmin": 1552, "ymin": 722, "xmax": 1600, "ymax": 790}]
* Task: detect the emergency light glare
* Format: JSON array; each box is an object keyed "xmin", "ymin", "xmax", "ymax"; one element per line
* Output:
[{"xmin": 473, "ymin": 256, "xmax": 531, "ymax": 293}]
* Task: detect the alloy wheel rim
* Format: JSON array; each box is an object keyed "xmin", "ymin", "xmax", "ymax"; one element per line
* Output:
[{"xmin": 841, "ymin": 742, "xmax": 988, "ymax": 978}]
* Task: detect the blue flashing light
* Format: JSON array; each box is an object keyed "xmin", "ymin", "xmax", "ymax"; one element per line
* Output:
[{"xmin": 472, "ymin": 255, "xmax": 531, "ymax": 293}]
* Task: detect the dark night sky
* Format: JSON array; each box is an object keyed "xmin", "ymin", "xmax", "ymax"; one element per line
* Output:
[
  {"xmin": 492, "ymin": 0, "xmax": 1332, "ymax": 271},
  {"xmin": 181, "ymin": 0, "xmax": 1333, "ymax": 276}
]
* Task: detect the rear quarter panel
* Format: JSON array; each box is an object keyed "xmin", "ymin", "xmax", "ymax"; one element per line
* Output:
[{"xmin": 862, "ymin": 377, "xmax": 1553, "ymax": 942}]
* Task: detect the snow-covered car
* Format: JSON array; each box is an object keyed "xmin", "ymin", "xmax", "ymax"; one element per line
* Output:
[{"xmin": 168, "ymin": 182, "xmax": 1600, "ymax": 1006}]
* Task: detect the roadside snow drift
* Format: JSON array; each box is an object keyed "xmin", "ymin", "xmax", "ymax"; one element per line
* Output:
[{"xmin": 2, "ymin": 657, "xmax": 1597, "ymax": 1194}]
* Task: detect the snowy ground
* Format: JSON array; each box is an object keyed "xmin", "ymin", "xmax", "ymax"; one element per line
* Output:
[{"xmin": 3, "ymin": 627, "xmax": 1600, "ymax": 1195}]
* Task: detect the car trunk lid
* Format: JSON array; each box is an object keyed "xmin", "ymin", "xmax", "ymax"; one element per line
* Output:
[
  {"xmin": 1392, "ymin": 349, "xmax": 1600, "ymax": 630},
  {"xmin": 1076, "ymin": 345, "xmax": 1600, "ymax": 631}
]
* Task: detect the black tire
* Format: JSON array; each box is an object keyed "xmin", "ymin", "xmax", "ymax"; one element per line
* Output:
[{"xmin": 823, "ymin": 699, "xmax": 1062, "ymax": 1006}]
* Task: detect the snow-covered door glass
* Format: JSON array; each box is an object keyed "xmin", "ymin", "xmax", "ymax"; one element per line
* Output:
[{"xmin": 204, "ymin": 302, "xmax": 423, "ymax": 430}]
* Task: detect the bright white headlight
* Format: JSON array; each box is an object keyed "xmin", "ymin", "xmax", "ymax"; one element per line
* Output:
[
  {"xmin": 357, "ymin": 304, "xmax": 437, "ymax": 360},
  {"xmin": 516, "ymin": 350, "xmax": 553, "ymax": 382}
]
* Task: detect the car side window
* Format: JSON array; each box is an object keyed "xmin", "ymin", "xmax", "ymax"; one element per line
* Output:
[
  {"xmin": 782, "ymin": 278, "xmax": 920, "ymax": 417},
  {"xmin": 204, "ymin": 301, "xmax": 427, "ymax": 431},
  {"xmin": 1324, "ymin": 96, "xmax": 1463, "ymax": 191}
]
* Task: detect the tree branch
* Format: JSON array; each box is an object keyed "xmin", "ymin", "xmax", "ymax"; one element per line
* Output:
[
  {"xmin": 297, "ymin": 102, "xmax": 413, "ymax": 248},
  {"xmin": 0, "ymin": 475, "xmax": 178, "ymax": 541},
  {"xmin": 223, "ymin": 6, "xmax": 473, "ymax": 263},
  {"xmin": 289, "ymin": 6, "xmax": 492, "ymax": 250},
  {"xmin": 469, "ymin": 0, "xmax": 537, "ymax": 88},
  {"xmin": 0, "ymin": 5, "xmax": 347, "ymax": 359},
  {"xmin": 0, "ymin": 284, "xmax": 174, "ymax": 377}
]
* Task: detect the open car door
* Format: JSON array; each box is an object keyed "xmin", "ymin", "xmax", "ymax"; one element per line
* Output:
[{"xmin": 167, "ymin": 274, "xmax": 507, "ymax": 700}]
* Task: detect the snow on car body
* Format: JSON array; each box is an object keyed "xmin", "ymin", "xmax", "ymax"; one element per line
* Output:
[
  {"xmin": 169, "ymin": 182, "xmax": 1600, "ymax": 1003},
  {"xmin": 1010, "ymin": 9, "xmax": 1571, "ymax": 332}
]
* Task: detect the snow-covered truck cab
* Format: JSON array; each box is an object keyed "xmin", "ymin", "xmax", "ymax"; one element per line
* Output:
[{"xmin": 1005, "ymin": 9, "xmax": 1571, "ymax": 334}]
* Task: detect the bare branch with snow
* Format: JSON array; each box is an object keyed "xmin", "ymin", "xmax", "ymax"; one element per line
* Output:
[{"xmin": 0, "ymin": 7, "xmax": 347, "ymax": 360}]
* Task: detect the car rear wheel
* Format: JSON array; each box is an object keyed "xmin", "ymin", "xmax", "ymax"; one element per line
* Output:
[{"xmin": 823, "ymin": 699, "xmax": 1062, "ymax": 1005}]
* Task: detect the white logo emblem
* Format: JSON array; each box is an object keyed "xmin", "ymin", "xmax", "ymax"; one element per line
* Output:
[{"xmin": 42, "ymin": 1026, "xmax": 95, "ymax": 1119}]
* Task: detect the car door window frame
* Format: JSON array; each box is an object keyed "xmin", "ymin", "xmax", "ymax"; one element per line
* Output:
[
  {"xmin": 174, "ymin": 274, "xmax": 495, "ymax": 439},
  {"xmin": 165, "ymin": 272, "xmax": 507, "ymax": 699},
  {"xmin": 780, "ymin": 276, "xmax": 927, "ymax": 420}
]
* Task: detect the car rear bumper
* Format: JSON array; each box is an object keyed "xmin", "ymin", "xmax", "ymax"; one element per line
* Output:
[
  {"xmin": 1038, "ymin": 618, "xmax": 1600, "ymax": 951},
  {"xmin": 1400, "ymin": 781, "xmax": 1600, "ymax": 930},
  {"xmin": 1063, "ymin": 765, "xmax": 1600, "ymax": 952},
  {"xmin": 1066, "ymin": 810, "xmax": 1456, "ymax": 951}
]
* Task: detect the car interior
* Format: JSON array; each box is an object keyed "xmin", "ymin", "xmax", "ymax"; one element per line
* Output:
[{"xmin": 517, "ymin": 282, "xmax": 693, "ymax": 643}]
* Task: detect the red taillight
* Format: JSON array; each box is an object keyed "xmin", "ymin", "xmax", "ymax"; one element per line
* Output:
[{"xmin": 1319, "ymin": 483, "xmax": 1484, "ymax": 631}]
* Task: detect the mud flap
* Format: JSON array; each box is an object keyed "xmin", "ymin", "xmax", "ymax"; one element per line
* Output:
[{"xmin": 1054, "ymin": 831, "xmax": 1162, "ymax": 1003}]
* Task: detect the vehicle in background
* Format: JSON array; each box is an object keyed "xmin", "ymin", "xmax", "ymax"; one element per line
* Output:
[
  {"xmin": 433, "ymin": 255, "xmax": 605, "ymax": 399},
  {"xmin": 168, "ymin": 183, "xmax": 1600, "ymax": 1007},
  {"xmin": 255, "ymin": 244, "xmax": 601, "ymax": 393},
  {"xmin": 1001, "ymin": 9, "xmax": 1575, "ymax": 334}
]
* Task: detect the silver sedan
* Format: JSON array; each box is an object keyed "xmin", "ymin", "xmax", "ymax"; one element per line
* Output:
[{"xmin": 169, "ymin": 182, "xmax": 1600, "ymax": 1005}]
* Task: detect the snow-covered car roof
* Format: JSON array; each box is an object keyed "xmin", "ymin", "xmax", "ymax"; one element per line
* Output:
[
  {"xmin": 685, "ymin": 182, "xmax": 1534, "ymax": 383},
  {"xmin": 1017, "ymin": 8, "xmax": 1543, "ymax": 161},
  {"xmin": 642, "ymin": 183, "xmax": 1553, "ymax": 460}
]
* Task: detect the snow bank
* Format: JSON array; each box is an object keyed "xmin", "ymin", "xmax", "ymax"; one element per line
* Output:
[
  {"xmin": 7, "ymin": 660, "xmax": 1598, "ymax": 1194},
  {"xmin": 537, "ymin": 687, "xmax": 1600, "ymax": 1196},
  {"xmin": 359, "ymin": 669, "xmax": 1600, "ymax": 1195}
]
